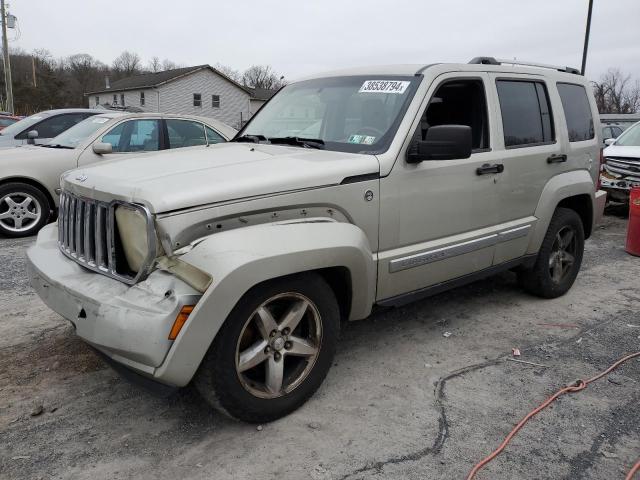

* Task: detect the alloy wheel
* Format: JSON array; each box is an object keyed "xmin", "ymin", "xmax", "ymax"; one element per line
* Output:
[
  {"xmin": 235, "ymin": 292, "xmax": 323, "ymax": 399},
  {"xmin": 0, "ymin": 192, "xmax": 42, "ymax": 233},
  {"xmin": 548, "ymin": 226, "xmax": 577, "ymax": 284}
]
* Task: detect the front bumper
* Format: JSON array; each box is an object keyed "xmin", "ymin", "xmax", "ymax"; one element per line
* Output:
[
  {"xmin": 27, "ymin": 224, "xmax": 201, "ymax": 384},
  {"xmin": 600, "ymin": 175, "xmax": 640, "ymax": 203}
]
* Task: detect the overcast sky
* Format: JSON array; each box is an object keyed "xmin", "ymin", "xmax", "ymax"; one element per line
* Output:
[{"xmin": 8, "ymin": 0, "xmax": 640, "ymax": 82}]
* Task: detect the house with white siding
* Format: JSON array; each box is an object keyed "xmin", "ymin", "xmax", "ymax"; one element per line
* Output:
[{"xmin": 86, "ymin": 65, "xmax": 258, "ymax": 129}]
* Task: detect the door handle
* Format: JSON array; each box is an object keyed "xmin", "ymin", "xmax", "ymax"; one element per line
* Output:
[
  {"xmin": 476, "ymin": 163, "xmax": 504, "ymax": 175},
  {"xmin": 547, "ymin": 154, "xmax": 567, "ymax": 164}
]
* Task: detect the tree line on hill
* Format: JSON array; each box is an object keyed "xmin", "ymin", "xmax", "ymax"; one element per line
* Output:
[
  {"xmin": 0, "ymin": 48, "xmax": 637, "ymax": 116},
  {"xmin": 0, "ymin": 49, "xmax": 287, "ymax": 115}
]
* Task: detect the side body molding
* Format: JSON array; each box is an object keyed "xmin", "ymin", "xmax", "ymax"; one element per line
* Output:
[
  {"xmin": 527, "ymin": 170, "xmax": 595, "ymax": 254},
  {"xmin": 154, "ymin": 219, "xmax": 376, "ymax": 386}
]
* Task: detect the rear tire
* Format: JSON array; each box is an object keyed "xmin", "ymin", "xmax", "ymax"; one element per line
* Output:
[
  {"xmin": 518, "ymin": 207, "xmax": 584, "ymax": 298},
  {"xmin": 195, "ymin": 273, "xmax": 340, "ymax": 423},
  {"xmin": 0, "ymin": 182, "xmax": 51, "ymax": 238}
]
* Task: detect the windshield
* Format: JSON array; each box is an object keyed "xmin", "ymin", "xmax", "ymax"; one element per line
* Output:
[
  {"xmin": 614, "ymin": 122, "xmax": 640, "ymax": 147},
  {"xmin": 241, "ymin": 75, "xmax": 420, "ymax": 154},
  {"xmin": 48, "ymin": 115, "xmax": 112, "ymax": 148},
  {"xmin": 0, "ymin": 112, "xmax": 51, "ymax": 137}
]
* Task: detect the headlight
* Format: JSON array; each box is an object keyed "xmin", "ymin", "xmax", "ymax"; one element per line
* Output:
[{"xmin": 115, "ymin": 205, "xmax": 153, "ymax": 273}]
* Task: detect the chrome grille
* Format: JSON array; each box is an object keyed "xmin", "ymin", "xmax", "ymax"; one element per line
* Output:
[
  {"xmin": 57, "ymin": 191, "xmax": 154, "ymax": 284},
  {"xmin": 604, "ymin": 156, "xmax": 640, "ymax": 181}
]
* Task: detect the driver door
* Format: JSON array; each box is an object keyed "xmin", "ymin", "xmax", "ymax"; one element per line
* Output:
[{"xmin": 377, "ymin": 72, "xmax": 502, "ymax": 301}]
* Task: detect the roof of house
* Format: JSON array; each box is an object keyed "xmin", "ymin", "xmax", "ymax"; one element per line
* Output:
[
  {"xmin": 249, "ymin": 87, "xmax": 278, "ymax": 101},
  {"xmin": 86, "ymin": 65, "xmax": 253, "ymax": 96}
]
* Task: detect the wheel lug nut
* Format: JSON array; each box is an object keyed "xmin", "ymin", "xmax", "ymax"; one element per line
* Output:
[
  {"xmin": 274, "ymin": 352, "xmax": 281, "ymax": 361},
  {"xmin": 283, "ymin": 328, "xmax": 290, "ymax": 335},
  {"xmin": 270, "ymin": 330, "xmax": 276, "ymax": 337},
  {"xmin": 284, "ymin": 341, "xmax": 292, "ymax": 350},
  {"xmin": 264, "ymin": 346, "xmax": 271, "ymax": 354}
]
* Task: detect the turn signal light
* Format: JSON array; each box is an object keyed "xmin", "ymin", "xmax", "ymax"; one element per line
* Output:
[{"xmin": 168, "ymin": 305, "xmax": 195, "ymax": 340}]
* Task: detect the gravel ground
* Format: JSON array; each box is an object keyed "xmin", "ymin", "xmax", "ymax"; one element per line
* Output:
[{"xmin": 0, "ymin": 210, "xmax": 638, "ymax": 480}]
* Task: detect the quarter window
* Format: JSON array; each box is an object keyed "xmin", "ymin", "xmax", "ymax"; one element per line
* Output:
[
  {"xmin": 496, "ymin": 80, "xmax": 554, "ymax": 147},
  {"xmin": 193, "ymin": 93, "xmax": 202, "ymax": 107},
  {"xmin": 212, "ymin": 95, "xmax": 220, "ymax": 108},
  {"xmin": 205, "ymin": 126, "xmax": 225, "ymax": 144},
  {"xmin": 557, "ymin": 83, "xmax": 594, "ymax": 142}
]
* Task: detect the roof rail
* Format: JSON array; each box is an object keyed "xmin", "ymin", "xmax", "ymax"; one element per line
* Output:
[{"xmin": 468, "ymin": 56, "xmax": 581, "ymax": 75}]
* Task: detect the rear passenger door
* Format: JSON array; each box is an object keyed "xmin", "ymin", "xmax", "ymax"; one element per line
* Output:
[{"xmin": 488, "ymin": 74, "xmax": 562, "ymax": 264}]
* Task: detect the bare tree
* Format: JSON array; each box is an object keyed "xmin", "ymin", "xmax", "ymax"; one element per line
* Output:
[
  {"xmin": 112, "ymin": 51, "xmax": 141, "ymax": 78},
  {"xmin": 214, "ymin": 62, "xmax": 242, "ymax": 83},
  {"xmin": 161, "ymin": 59, "xmax": 179, "ymax": 71},
  {"xmin": 592, "ymin": 68, "xmax": 640, "ymax": 114},
  {"xmin": 148, "ymin": 56, "xmax": 162, "ymax": 73},
  {"xmin": 242, "ymin": 65, "xmax": 286, "ymax": 90}
]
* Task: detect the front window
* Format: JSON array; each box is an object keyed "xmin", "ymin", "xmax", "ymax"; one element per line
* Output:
[
  {"xmin": 46, "ymin": 115, "xmax": 112, "ymax": 148},
  {"xmin": 614, "ymin": 122, "xmax": 640, "ymax": 147},
  {"xmin": 240, "ymin": 75, "xmax": 420, "ymax": 154},
  {"xmin": 101, "ymin": 119, "xmax": 160, "ymax": 152}
]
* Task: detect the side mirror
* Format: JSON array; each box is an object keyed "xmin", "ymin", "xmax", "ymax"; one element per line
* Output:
[
  {"xmin": 27, "ymin": 130, "xmax": 38, "ymax": 144},
  {"xmin": 407, "ymin": 125, "xmax": 472, "ymax": 163},
  {"xmin": 92, "ymin": 142, "xmax": 113, "ymax": 155},
  {"xmin": 604, "ymin": 138, "xmax": 616, "ymax": 146}
]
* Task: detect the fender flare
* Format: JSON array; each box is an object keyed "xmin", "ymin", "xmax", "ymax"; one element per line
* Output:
[
  {"xmin": 154, "ymin": 219, "xmax": 376, "ymax": 386},
  {"xmin": 527, "ymin": 170, "xmax": 595, "ymax": 254}
]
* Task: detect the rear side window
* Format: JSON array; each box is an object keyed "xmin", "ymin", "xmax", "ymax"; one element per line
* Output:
[
  {"xmin": 496, "ymin": 80, "xmax": 554, "ymax": 147},
  {"xmin": 557, "ymin": 83, "xmax": 594, "ymax": 142}
]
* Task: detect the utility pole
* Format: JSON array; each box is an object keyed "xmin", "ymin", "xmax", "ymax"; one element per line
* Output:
[
  {"xmin": 581, "ymin": 0, "xmax": 594, "ymax": 75},
  {"xmin": 0, "ymin": 0, "xmax": 13, "ymax": 113}
]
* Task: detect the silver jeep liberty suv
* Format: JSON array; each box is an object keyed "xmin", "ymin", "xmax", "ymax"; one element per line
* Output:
[{"xmin": 28, "ymin": 57, "xmax": 606, "ymax": 422}]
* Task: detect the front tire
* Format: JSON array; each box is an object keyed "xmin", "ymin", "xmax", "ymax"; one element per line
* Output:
[
  {"xmin": 195, "ymin": 273, "xmax": 340, "ymax": 423},
  {"xmin": 519, "ymin": 207, "xmax": 585, "ymax": 298},
  {"xmin": 0, "ymin": 182, "xmax": 51, "ymax": 238}
]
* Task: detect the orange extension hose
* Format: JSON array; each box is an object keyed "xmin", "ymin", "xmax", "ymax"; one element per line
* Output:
[
  {"xmin": 625, "ymin": 460, "xmax": 640, "ymax": 480},
  {"xmin": 466, "ymin": 351, "xmax": 640, "ymax": 480}
]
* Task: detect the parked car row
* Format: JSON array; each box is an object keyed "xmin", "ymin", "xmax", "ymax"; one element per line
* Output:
[{"xmin": 0, "ymin": 111, "xmax": 236, "ymax": 237}]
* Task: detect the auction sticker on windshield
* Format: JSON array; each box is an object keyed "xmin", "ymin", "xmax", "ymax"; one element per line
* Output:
[{"xmin": 359, "ymin": 80, "xmax": 410, "ymax": 94}]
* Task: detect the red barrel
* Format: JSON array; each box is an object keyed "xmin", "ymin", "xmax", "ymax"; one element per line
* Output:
[{"xmin": 627, "ymin": 187, "xmax": 640, "ymax": 256}]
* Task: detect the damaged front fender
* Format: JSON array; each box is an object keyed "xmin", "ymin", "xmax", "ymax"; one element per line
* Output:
[{"xmin": 153, "ymin": 219, "xmax": 376, "ymax": 386}]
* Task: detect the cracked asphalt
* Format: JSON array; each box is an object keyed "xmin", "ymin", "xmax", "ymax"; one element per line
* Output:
[{"xmin": 0, "ymin": 210, "xmax": 638, "ymax": 480}]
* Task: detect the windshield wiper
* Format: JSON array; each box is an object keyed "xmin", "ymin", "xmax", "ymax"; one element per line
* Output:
[
  {"xmin": 268, "ymin": 137, "xmax": 325, "ymax": 150},
  {"xmin": 231, "ymin": 134, "xmax": 268, "ymax": 143},
  {"xmin": 40, "ymin": 144, "xmax": 74, "ymax": 149}
]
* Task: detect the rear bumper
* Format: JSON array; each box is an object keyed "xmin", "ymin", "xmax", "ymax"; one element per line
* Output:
[{"xmin": 27, "ymin": 224, "xmax": 201, "ymax": 384}]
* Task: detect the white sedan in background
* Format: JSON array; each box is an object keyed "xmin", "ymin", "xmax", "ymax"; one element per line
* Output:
[{"xmin": 0, "ymin": 112, "xmax": 236, "ymax": 237}]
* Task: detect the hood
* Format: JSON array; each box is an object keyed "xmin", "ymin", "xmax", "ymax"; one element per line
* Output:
[
  {"xmin": 62, "ymin": 143, "xmax": 380, "ymax": 213},
  {"xmin": 0, "ymin": 144, "xmax": 74, "ymax": 171},
  {"xmin": 603, "ymin": 144, "xmax": 640, "ymax": 159}
]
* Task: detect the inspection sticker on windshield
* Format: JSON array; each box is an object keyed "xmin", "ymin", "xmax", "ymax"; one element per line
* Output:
[
  {"xmin": 348, "ymin": 135, "xmax": 376, "ymax": 144},
  {"xmin": 359, "ymin": 80, "xmax": 410, "ymax": 94}
]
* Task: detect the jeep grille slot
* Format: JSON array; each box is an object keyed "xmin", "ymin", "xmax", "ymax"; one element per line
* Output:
[{"xmin": 57, "ymin": 191, "xmax": 154, "ymax": 285}]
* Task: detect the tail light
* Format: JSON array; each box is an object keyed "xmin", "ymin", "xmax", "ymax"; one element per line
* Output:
[{"xmin": 597, "ymin": 148, "xmax": 604, "ymax": 189}]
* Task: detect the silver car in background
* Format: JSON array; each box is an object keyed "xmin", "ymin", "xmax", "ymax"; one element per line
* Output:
[
  {"xmin": 0, "ymin": 112, "xmax": 236, "ymax": 237},
  {"xmin": 0, "ymin": 109, "xmax": 101, "ymax": 148}
]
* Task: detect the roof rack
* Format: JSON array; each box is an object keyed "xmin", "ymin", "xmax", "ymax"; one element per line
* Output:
[{"xmin": 468, "ymin": 57, "xmax": 581, "ymax": 75}]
